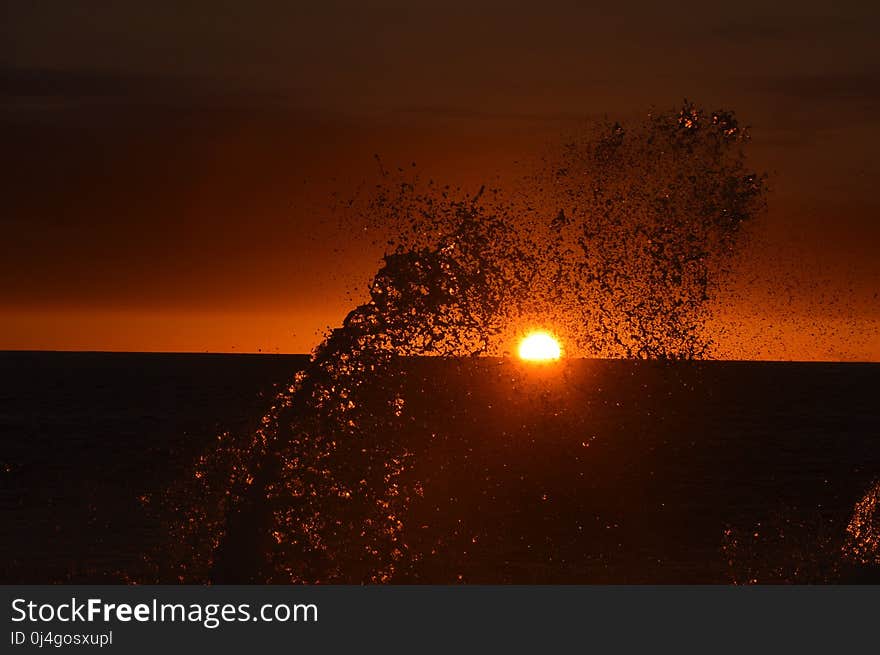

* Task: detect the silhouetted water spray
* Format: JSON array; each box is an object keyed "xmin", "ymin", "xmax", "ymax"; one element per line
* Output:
[
  {"xmin": 844, "ymin": 480, "xmax": 880, "ymax": 567},
  {"xmin": 139, "ymin": 103, "xmax": 874, "ymax": 583},
  {"xmin": 721, "ymin": 479, "xmax": 880, "ymax": 584}
]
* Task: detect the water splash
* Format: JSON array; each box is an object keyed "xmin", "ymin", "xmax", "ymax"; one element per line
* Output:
[
  {"xmin": 844, "ymin": 480, "xmax": 880, "ymax": 567},
  {"xmin": 533, "ymin": 103, "xmax": 767, "ymax": 358},
  {"xmin": 721, "ymin": 480, "xmax": 880, "ymax": 584},
  {"xmin": 143, "ymin": 102, "xmax": 774, "ymax": 583}
]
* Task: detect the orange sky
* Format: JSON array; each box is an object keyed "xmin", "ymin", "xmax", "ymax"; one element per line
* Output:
[{"xmin": 2, "ymin": 2, "xmax": 878, "ymax": 359}]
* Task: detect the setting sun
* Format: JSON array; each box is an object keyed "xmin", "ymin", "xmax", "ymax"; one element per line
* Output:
[{"xmin": 518, "ymin": 331, "xmax": 562, "ymax": 361}]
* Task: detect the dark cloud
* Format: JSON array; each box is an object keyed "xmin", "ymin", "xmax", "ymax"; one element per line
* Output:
[
  {"xmin": 758, "ymin": 73, "xmax": 880, "ymax": 102},
  {"xmin": 0, "ymin": 67, "xmax": 171, "ymax": 98},
  {"xmin": 710, "ymin": 14, "xmax": 865, "ymax": 43}
]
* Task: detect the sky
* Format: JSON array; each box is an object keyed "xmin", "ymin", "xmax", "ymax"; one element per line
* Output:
[{"xmin": 2, "ymin": 1, "xmax": 878, "ymax": 359}]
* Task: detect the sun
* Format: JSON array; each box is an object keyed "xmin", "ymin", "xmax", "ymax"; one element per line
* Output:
[{"xmin": 518, "ymin": 331, "xmax": 562, "ymax": 362}]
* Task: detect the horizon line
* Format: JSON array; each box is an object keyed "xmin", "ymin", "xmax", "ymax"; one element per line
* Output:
[{"xmin": 0, "ymin": 349, "xmax": 877, "ymax": 364}]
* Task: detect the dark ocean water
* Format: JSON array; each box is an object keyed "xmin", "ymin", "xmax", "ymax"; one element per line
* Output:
[
  {"xmin": 1, "ymin": 352, "xmax": 878, "ymax": 583},
  {"xmin": 0, "ymin": 352, "xmax": 308, "ymax": 583}
]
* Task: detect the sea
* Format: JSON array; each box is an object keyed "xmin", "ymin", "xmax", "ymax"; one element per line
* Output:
[{"xmin": 1, "ymin": 351, "xmax": 878, "ymax": 584}]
